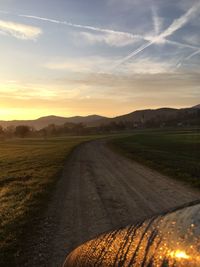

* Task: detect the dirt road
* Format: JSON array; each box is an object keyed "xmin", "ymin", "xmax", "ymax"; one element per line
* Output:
[{"xmin": 20, "ymin": 140, "xmax": 200, "ymax": 267}]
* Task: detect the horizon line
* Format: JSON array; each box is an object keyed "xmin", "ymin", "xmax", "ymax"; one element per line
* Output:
[{"xmin": 0, "ymin": 104, "xmax": 198, "ymax": 122}]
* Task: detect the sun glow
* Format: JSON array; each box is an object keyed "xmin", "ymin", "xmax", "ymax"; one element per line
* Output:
[
  {"xmin": 169, "ymin": 250, "xmax": 190, "ymax": 260},
  {"xmin": 0, "ymin": 108, "xmax": 54, "ymax": 121}
]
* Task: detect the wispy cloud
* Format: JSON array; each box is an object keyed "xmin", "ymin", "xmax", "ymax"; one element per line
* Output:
[
  {"xmin": 0, "ymin": 10, "xmax": 10, "ymax": 14},
  {"xmin": 78, "ymin": 31, "xmax": 138, "ymax": 47},
  {"xmin": 122, "ymin": 57, "xmax": 175, "ymax": 74},
  {"xmin": 0, "ymin": 81, "xmax": 68, "ymax": 100},
  {"xmin": 0, "ymin": 19, "xmax": 42, "ymax": 40},
  {"xmin": 44, "ymin": 55, "xmax": 176, "ymax": 75},
  {"xmin": 2, "ymin": 5, "xmax": 200, "ymax": 72},
  {"xmin": 44, "ymin": 56, "xmax": 114, "ymax": 73}
]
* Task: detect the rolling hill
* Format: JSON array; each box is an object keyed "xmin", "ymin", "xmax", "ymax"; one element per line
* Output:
[
  {"xmin": 0, "ymin": 104, "xmax": 199, "ymax": 130},
  {"xmin": 87, "ymin": 105, "xmax": 200, "ymax": 127},
  {"xmin": 0, "ymin": 115, "xmax": 108, "ymax": 130},
  {"xmin": 88, "ymin": 108, "xmax": 178, "ymax": 126},
  {"xmin": 192, "ymin": 104, "xmax": 200, "ymax": 109}
]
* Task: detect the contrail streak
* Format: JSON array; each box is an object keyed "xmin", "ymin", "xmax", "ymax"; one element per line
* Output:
[
  {"xmin": 159, "ymin": 1, "xmax": 200, "ymax": 41},
  {"xmin": 19, "ymin": 14, "xmax": 142, "ymax": 40},
  {"xmin": 19, "ymin": 8, "xmax": 200, "ymax": 53},
  {"xmin": 3, "ymin": 10, "xmax": 200, "ymax": 53},
  {"xmin": 114, "ymin": 41, "xmax": 154, "ymax": 68},
  {"xmin": 151, "ymin": 6, "xmax": 162, "ymax": 35},
  {"xmin": 177, "ymin": 49, "xmax": 200, "ymax": 68},
  {"xmin": 186, "ymin": 49, "xmax": 200, "ymax": 60},
  {"xmin": 115, "ymin": 1, "xmax": 200, "ymax": 67},
  {"xmin": 1, "ymin": 9, "xmax": 200, "ymax": 70},
  {"xmin": 166, "ymin": 39, "xmax": 200, "ymax": 50}
]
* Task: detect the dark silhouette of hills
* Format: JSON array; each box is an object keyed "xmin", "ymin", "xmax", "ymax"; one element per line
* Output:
[
  {"xmin": 0, "ymin": 104, "xmax": 199, "ymax": 130},
  {"xmin": 192, "ymin": 104, "xmax": 200, "ymax": 109},
  {"xmin": 87, "ymin": 105, "xmax": 200, "ymax": 128},
  {"xmin": 88, "ymin": 108, "xmax": 178, "ymax": 127},
  {"xmin": 0, "ymin": 115, "xmax": 107, "ymax": 130}
]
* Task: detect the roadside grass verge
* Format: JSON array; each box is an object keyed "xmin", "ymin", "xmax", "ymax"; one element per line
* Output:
[
  {"xmin": 0, "ymin": 136, "xmax": 95, "ymax": 266},
  {"xmin": 109, "ymin": 129, "xmax": 200, "ymax": 187}
]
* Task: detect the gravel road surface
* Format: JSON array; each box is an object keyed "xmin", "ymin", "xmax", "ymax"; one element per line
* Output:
[{"xmin": 19, "ymin": 140, "xmax": 200, "ymax": 267}]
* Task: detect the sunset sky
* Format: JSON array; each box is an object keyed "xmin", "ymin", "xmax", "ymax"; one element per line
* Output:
[{"xmin": 0, "ymin": 0, "xmax": 200, "ymax": 120}]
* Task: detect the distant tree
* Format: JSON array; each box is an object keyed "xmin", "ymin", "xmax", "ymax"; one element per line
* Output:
[
  {"xmin": 0, "ymin": 125, "xmax": 4, "ymax": 135},
  {"xmin": 29, "ymin": 126, "xmax": 36, "ymax": 137},
  {"xmin": 39, "ymin": 128, "xmax": 48, "ymax": 139},
  {"xmin": 46, "ymin": 124, "xmax": 57, "ymax": 136},
  {"xmin": 15, "ymin": 125, "xmax": 31, "ymax": 138},
  {"xmin": 0, "ymin": 125, "xmax": 4, "ymax": 139},
  {"xmin": 5, "ymin": 125, "xmax": 15, "ymax": 138},
  {"xmin": 72, "ymin": 123, "xmax": 85, "ymax": 135}
]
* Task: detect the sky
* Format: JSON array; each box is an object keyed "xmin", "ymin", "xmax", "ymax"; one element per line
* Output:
[{"xmin": 0, "ymin": 0, "xmax": 200, "ymax": 120}]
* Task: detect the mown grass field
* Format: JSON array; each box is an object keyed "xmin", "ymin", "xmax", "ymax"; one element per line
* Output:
[
  {"xmin": 110, "ymin": 129, "xmax": 200, "ymax": 187},
  {"xmin": 0, "ymin": 136, "xmax": 95, "ymax": 265}
]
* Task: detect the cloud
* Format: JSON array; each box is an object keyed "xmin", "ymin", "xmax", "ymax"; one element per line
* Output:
[
  {"xmin": 1, "ymin": 70, "xmax": 199, "ymax": 119},
  {"xmin": 16, "ymin": 8, "xmax": 200, "ymax": 54},
  {"xmin": 116, "ymin": 1, "xmax": 200, "ymax": 66},
  {"xmin": 151, "ymin": 6, "xmax": 162, "ymax": 35},
  {"xmin": 166, "ymin": 39, "xmax": 200, "ymax": 50},
  {"xmin": 0, "ymin": 81, "xmax": 65, "ymax": 100},
  {"xmin": 19, "ymin": 13, "xmax": 142, "ymax": 41},
  {"xmin": 43, "ymin": 56, "xmax": 186, "ymax": 78},
  {"xmin": 114, "ymin": 41, "xmax": 154, "ymax": 68},
  {"xmin": 182, "ymin": 33, "xmax": 200, "ymax": 46},
  {"xmin": 1, "ymin": 71, "xmax": 199, "ymax": 118},
  {"xmin": 0, "ymin": 19, "xmax": 42, "ymax": 40},
  {"xmin": 177, "ymin": 49, "xmax": 200, "ymax": 68},
  {"xmin": 78, "ymin": 31, "xmax": 138, "ymax": 47},
  {"xmin": 0, "ymin": 10, "xmax": 10, "ymax": 14},
  {"xmin": 44, "ymin": 56, "xmax": 175, "ymax": 75},
  {"xmin": 2, "ymin": 5, "xmax": 200, "ymax": 74},
  {"xmin": 44, "ymin": 56, "xmax": 115, "ymax": 74},
  {"xmin": 158, "ymin": 1, "xmax": 200, "ymax": 41},
  {"xmin": 186, "ymin": 49, "xmax": 200, "ymax": 60},
  {"xmin": 61, "ymin": 71, "xmax": 200, "ymax": 100},
  {"xmin": 122, "ymin": 58, "xmax": 175, "ymax": 74},
  {"xmin": 52, "ymin": 71, "xmax": 200, "ymax": 114},
  {"xmin": 175, "ymin": 33, "xmax": 200, "ymax": 67}
]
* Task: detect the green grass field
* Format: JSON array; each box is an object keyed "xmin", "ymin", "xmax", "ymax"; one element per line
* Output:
[
  {"xmin": 110, "ymin": 129, "xmax": 200, "ymax": 187},
  {"xmin": 0, "ymin": 136, "xmax": 95, "ymax": 264}
]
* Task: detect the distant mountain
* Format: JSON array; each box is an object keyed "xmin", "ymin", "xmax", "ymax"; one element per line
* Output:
[
  {"xmin": 88, "ymin": 108, "xmax": 178, "ymax": 126},
  {"xmin": 0, "ymin": 104, "xmax": 199, "ymax": 130},
  {"xmin": 0, "ymin": 115, "xmax": 107, "ymax": 130},
  {"xmin": 111, "ymin": 107, "xmax": 178, "ymax": 124},
  {"xmin": 192, "ymin": 104, "xmax": 200, "ymax": 109},
  {"xmin": 88, "ymin": 105, "xmax": 200, "ymax": 127}
]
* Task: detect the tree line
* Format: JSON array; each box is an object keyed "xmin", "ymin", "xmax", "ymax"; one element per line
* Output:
[{"xmin": 0, "ymin": 108, "xmax": 199, "ymax": 139}]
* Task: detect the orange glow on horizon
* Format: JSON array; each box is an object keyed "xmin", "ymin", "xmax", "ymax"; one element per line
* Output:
[
  {"xmin": 169, "ymin": 250, "xmax": 190, "ymax": 260},
  {"xmin": 0, "ymin": 108, "xmax": 72, "ymax": 121}
]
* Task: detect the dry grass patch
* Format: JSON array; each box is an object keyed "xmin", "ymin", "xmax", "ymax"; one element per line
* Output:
[{"xmin": 0, "ymin": 136, "xmax": 94, "ymax": 265}]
